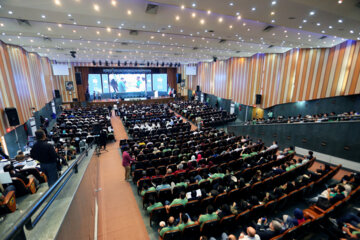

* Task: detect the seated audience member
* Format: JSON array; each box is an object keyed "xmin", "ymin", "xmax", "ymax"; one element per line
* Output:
[
  {"xmin": 217, "ymin": 204, "xmax": 232, "ymax": 219},
  {"xmin": 198, "ymin": 205, "xmax": 219, "ymax": 227},
  {"xmin": 239, "ymin": 226, "xmax": 261, "ymax": 240},
  {"xmin": 156, "ymin": 179, "xmax": 171, "ymax": 191},
  {"xmin": 15, "ymin": 151, "xmax": 26, "ymax": 162},
  {"xmin": 177, "ymin": 213, "xmax": 194, "ymax": 231},
  {"xmin": 341, "ymin": 223, "xmax": 360, "ymax": 240},
  {"xmin": 140, "ymin": 183, "xmax": 156, "ymax": 197},
  {"xmin": 169, "ymin": 192, "xmax": 188, "ymax": 206},
  {"xmin": 255, "ymin": 218, "xmax": 283, "ymax": 240},
  {"xmin": 158, "ymin": 216, "xmax": 179, "ymax": 237},
  {"xmin": 3, "ymin": 164, "xmax": 30, "ymax": 185},
  {"xmin": 146, "ymin": 195, "xmax": 163, "ymax": 214},
  {"xmin": 283, "ymin": 208, "xmax": 306, "ymax": 228}
]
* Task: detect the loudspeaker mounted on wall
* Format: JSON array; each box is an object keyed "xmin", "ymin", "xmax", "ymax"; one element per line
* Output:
[
  {"xmin": 54, "ymin": 90, "xmax": 61, "ymax": 98},
  {"xmin": 176, "ymin": 73, "xmax": 182, "ymax": 83},
  {"xmin": 196, "ymin": 85, "xmax": 200, "ymax": 92},
  {"xmin": 75, "ymin": 72, "xmax": 82, "ymax": 85},
  {"xmin": 5, "ymin": 108, "xmax": 20, "ymax": 126},
  {"xmin": 256, "ymin": 94, "xmax": 262, "ymax": 104}
]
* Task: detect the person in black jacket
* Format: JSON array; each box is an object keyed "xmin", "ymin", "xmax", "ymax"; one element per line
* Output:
[
  {"xmin": 0, "ymin": 142, "xmax": 9, "ymax": 159},
  {"xmin": 30, "ymin": 130, "xmax": 59, "ymax": 187}
]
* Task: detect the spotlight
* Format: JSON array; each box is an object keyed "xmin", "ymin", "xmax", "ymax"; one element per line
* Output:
[
  {"xmin": 147, "ymin": 62, "xmax": 150, "ymax": 67},
  {"xmin": 169, "ymin": 63, "xmax": 173, "ymax": 67},
  {"xmin": 156, "ymin": 62, "xmax": 159, "ymax": 67},
  {"xmin": 70, "ymin": 50, "xmax": 76, "ymax": 58},
  {"xmin": 129, "ymin": 62, "xmax": 132, "ymax": 66},
  {"xmin": 117, "ymin": 60, "xmax": 120, "ymax": 66},
  {"xmin": 111, "ymin": 61, "xmax": 113, "ymax": 65},
  {"xmin": 92, "ymin": 60, "xmax": 96, "ymax": 66},
  {"xmin": 124, "ymin": 61, "xmax": 127, "ymax": 66},
  {"xmin": 135, "ymin": 61, "xmax": 138, "ymax": 66},
  {"xmin": 105, "ymin": 60, "xmax": 109, "ymax": 66},
  {"xmin": 99, "ymin": 60, "xmax": 102, "ymax": 66},
  {"xmin": 161, "ymin": 62, "xmax": 165, "ymax": 67},
  {"xmin": 213, "ymin": 56, "xmax": 217, "ymax": 62}
]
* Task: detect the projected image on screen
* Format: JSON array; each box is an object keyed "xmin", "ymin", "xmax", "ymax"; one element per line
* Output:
[
  {"xmin": 109, "ymin": 74, "xmax": 146, "ymax": 93},
  {"xmin": 88, "ymin": 74, "xmax": 102, "ymax": 94}
]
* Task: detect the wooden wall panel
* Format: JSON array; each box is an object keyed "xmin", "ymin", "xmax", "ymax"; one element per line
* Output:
[
  {"xmin": 0, "ymin": 41, "xmax": 57, "ymax": 136},
  {"xmin": 192, "ymin": 40, "xmax": 360, "ymax": 108},
  {"xmin": 52, "ymin": 64, "xmax": 78, "ymax": 103}
]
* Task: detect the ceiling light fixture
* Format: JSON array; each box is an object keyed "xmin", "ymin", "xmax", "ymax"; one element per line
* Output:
[
  {"xmin": 175, "ymin": 15, "xmax": 180, "ymax": 21},
  {"xmin": 271, "ymin": 11, "xmax": 275, "ymax": 15},
  {"xmin": 111, "ymin": 0, "xmax": 117, "ymax": 6},
  {"xmin": 41, "ymin": 14, "xmax": 46, "ymax": 18},
  {"xmin": 93, "ymin": 4, "xmax": 100, "ymax": 11},
  {"xmin": 218, "ymin": 17, "xmax": 223, "ymax": 23},
  {"xmin": 106, "ymin": 27, "xmax": 111, "ymax": 32},
  {"xmin": 271, "ymin": 1, "xmax": 277, "ymax": 5},
  {"xmin": 338, "ymin": 19, "xmax": 343, "ymax": 23},
  {"xmin": 127, "ymin": 10, "xmax": 132, "ymax": 15},
  {"xmin": 192, "ymin": 3, "xmax": 196, "ymax": 7},
  {"xmin": 309, "ymin": 11, "xmax": 315, "ymax": 16},
  {"xmin": 200, "ymin": 19, "xmax": 205, "ymax": 24},
  {"xmin": 8, "ymin": 11, "xmax": 13, "ymax": 15},
  {"xmin": 54, "ymin": 0, "xmax": 61, "ymax": 6},
  {"xmin": 207, "ymin": 10, "xmax": 211, "ymax": 14},
  {"xmin": 192, "ymin": 12, "xmax": 196, "ymax": 18},
  {"xmin": 251, "ymin": 7, "xmax": 256, "ymax": 11}
]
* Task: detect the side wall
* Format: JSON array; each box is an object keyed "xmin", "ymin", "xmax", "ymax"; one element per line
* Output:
[
  {"xmin": 189, "ymin": 40, "xmax": 360, "ymax": 109},
  {"xmin": 227, "ymin": 121, "xmax": 360, "ymax": 163}
]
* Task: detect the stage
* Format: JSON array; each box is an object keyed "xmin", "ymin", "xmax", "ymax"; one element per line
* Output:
[{"xmin": 63, "ymin": 96, "xmax": 179, "ymax": 108}]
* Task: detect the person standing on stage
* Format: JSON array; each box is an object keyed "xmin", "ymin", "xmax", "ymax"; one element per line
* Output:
[
  {"xmin": 110, "ymin": 78, "xmax": 118, "ymax": 92},
  {"xmin": 30, "ymin": 130, "xmax": 59, "ymax": 187},
  {"xmin": 119, "ymin": 77, "xmax": 126, "ymax": 93},
  {"xmin": 93, "ymin": 91, "xmax": 96, "ymax": 101},
  {"xmin": 122, "ymin": 148, "xmax": 134, "ymax": 181}
]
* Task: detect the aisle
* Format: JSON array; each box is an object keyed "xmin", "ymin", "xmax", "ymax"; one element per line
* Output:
[{"xmin": 97, "ymin": 113, "xmax": 149, "ymax": 240}]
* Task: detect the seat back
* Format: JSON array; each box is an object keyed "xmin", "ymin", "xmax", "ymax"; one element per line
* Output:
[
  {"xmin": 149, "ymin": 206, "xmax": 166, "ymax": 227},
  {"xmin": 11, "ymin": 177, "xmax": 30, "ymax": 197},
  {"xmin": 200, "ymin": 219, "xmax": 219, "ymax": 237},
  {"xmin": 158, "ymin": 188, "xmax": 173, "ymax": 204},
  {"xmin": 182, "ymin": 223, "xmax": 200, "ymax": 240},
  {"xmin": 185, "ymin": 200, "xmax": 200, "ymax": 218},
  {"xmin": 162, "ymin": 229, "xmax": 182, "ymax": 240},
  {"xmin": 219, "ymin": 214, "xmax": 236, "ymax": 231},
  {"xmin": 169, "ymin": 204, "xmax": 185, "ymax": 217}
]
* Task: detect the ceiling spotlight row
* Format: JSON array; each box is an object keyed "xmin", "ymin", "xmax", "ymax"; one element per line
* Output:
[{"xmin": 91, "ymin": 60, "xmax": 181, "ymax": 67}]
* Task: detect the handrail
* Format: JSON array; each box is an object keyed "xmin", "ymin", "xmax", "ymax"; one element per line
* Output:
[{"xmin": 3, "ymin": 143, "xmax": 93, "ymax": 240}]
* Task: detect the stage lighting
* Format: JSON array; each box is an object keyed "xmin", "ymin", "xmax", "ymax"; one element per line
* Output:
[
  {"xmin": 135, "ymin": 61, "xmax": 138, "ymax": 66},
  {"xmin": 147, "ymin": 62, "xmax": 150, "ymax": 67},
  {"xmin": 99, "ymin": 60, "xmax": 102, "ymax": 66},
  {"xmin": 105, "ymin": 60, "xmax": 109, "ymax": 66},
  {"xmin": 156, "ymin": 62, "xmax": 159, "ymax": 67},
  {"xmin": 70, "ymin": 50, "xmax": 76, "ymax": 58},
  {"xmin": 213, "ymin": 56, "xmax": 217, "ymax": 62},
  {"xmin": 169, "ymin": 63, "xmax": 173, "ymax": 67},
  {"xmin": 111, "ymin": 61, "xmax": 113, "ymax": 65},
  {"xmin": 129, "ymin": 62, "xmax": 132, "ymax": 66},
  {"xmin": 124, "ymin": 61, "xmax": 127, "ymax": 66},
  {"xmin": 161, "ymin": 62, "xmax": 165, "ymax": 67},
  {"xmin": 92, "ymin": 60, "xmax": 96, "ymax": 66},
  {"xmin": 117, "ymin": 60, "xmax": 120, "ymax": 66}
]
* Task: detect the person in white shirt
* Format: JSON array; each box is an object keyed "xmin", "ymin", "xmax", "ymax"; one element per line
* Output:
[
  {"xmin": 268, "ymin": 141, "xmax": 278, "ymax": 150},
  {"xmin": 239, "ymin": 227, "xmax": 261, "ymax": 240}
]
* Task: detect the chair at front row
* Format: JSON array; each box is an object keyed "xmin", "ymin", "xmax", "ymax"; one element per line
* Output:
[{"xmin": 0, "ymin": 191, "xmax": 16, "ymax": 214}]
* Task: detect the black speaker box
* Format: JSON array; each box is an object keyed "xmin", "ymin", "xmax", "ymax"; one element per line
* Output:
[
  {"xmin": 73, "ymin": 98, "xmax": 78, "ymax": 102},
  {"xmin": 196, "ymin": 85, "xmax": 200, "ymax": 92},
  {"xmin": 176, "ymin": 73, "xmax": 182, "ymax": 83},
  {"xmin": 75, "ymin": 72, "xmax": 82, "ymax": 85},
  {"xmin": 5, "ymin": 108, "xmax": 20, "ymax": 126},
  {"xmin": 256, "ymin": 94, "xmax": 262, "ymax": 104},
  {"xmin": 54, "ymin": 90, "xmax": 61, "ymax": 98}
]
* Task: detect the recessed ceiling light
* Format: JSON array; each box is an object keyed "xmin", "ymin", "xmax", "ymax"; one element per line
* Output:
[
  {"xmin": 181, "ymin": 5, "xmax": 185, "ymax": 9},
  {"xmin": 127, "ymin": 9, "xmax": 132, "ymax": 15},
  {"xmin": 54, "ymin": 0, "xmax": 61, "ymax": 6},
  {"xmin": 106, "ymin": 27, "xmax": 111, "ymax": 32},
  {"xmin": 0, "ymin": 23, "xmax": 3, "ymax": 27},
  {"xmin": 299, "ymin": 25, "xmax": 303, "ymax": 28},
  {"xmin": 338, "ymin": 19, "xmax": 343, "ymax": 23},
  {"xmin": 229, "ymin": 25, "xmax": 233, "ymax": 29},
  {"xmin": 68, "ymin": 13, "xmax": 72, "ymax": 17},
  {"xmin": 97, "ymin": 20, "xmax": 101, "ymax": 24},
  {"xmin": 168, "ymin": 25, "xmax": 171, "ymax": 28},
  {"xmin": 309, "ymin": 11, "xmax": 315, "ymax": 16},
  {"xmin": 316, "ymin": 23, "xmax": 321, "ymax": 26},
  {"xmin": 251, "ymin": 7, "xmax": 256, "ymax": 11},
  {"xmin": 96, "ymin": 31, "xmax": 100, "ymax": 35},
  {"xmin": 111, "ymin": 0, "xmax": 117, "ymax": 6},
  {"xmin": 207, "ymin": 10, "xmax": 211, "ymax": 14},
  {"xmin": 93, "ymin": 4, "xmax": 100, "ymax": 11},
  {"xmin": 8, "ymin": 11, "xmax": 13, "ymax": 15},
  {"xmin": 237, "ymin": 15, "xmax": 241, "ymax": 20},
  {"xmin": 271, "ymin": 1, "xmax": 277, "ymax": 5},
  {"xmin": 175, "ymin": 15, "xmax": 180, "ymax": 21},
  {"xmin": 41, "ymin": 14, "xmax": 46, "ymax": 19},
  {"xmin": 191, "ymin": 12, "xmax": 197, "ymax": 18},
  {"xmin": 303, "ymin": 19, "xmax": 307, "ymax": 23},
  {"xmin": 192, "ymin": 3, "xmax": 196, "ymax": 7},
  {"xmin": 47, "ymin": 27, "xmax": 52, "ymax": 31},
  {"xmin": 271, "ymin": 20, "xmax": 275, "ymax": 23},
  {"xmin": 200, "ymin": 19, "xmax": 205, "ymax": 24},
  {"xmin": 329, "ymin": 25, "xmax": 333, "ymax": 29},
  {"xmin": 218, "ymin": 17, "xmax": 223, "ymax": 23},
  {"xmin": 271, "ymin": 11, "xmax": 275, "ymax": 15},
  {"xmin": 73, "ymin": 29, "xmax": 76, "ymax": 33},
  {"xmin": 229, "ymin": 2, "xmax": 234, "ymax": 6},
  {"xmin": 150, "ymin": 36, "xmax": 154, "ymax": 39},
  {"xmin": 350, "ymin": 30, "xmax": 354, "ymax": 34},
  {"xmin": 30, "ymin": 39, "xmax": 34, "ymax": 42}
]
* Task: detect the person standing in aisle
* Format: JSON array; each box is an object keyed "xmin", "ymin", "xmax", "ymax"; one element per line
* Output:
[
  {"xmin": 122, "ymin": 148, "xmax": 134, "ymax": 181},
  {"xmin": 30, "ymin": 130, "xmax": 59, "ymax": 187}
]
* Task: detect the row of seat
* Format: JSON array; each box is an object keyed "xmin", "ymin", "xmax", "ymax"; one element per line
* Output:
[
  {"xmin": 155, "ymin": 164, "xmax": 341, "ymax": 240},
  {"xmin": 272, "ymin": 180, "xmax": 360, "ymax": 240}
]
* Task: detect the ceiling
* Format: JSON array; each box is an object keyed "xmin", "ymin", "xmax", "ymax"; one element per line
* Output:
[{"xmin": 0, "ymin": 0, "xmax": 358, "ymax": 64}]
